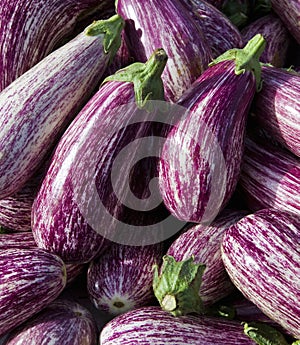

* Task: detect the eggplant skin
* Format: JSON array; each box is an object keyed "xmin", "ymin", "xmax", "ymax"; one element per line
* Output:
[
  {"xmin": 0, "ymin": 248, "xmax": 66, "ymax": 336},
  {"xmin": 221, "ymin": 209, "xmax": 300, "ymax": 338},
  {"xmin": 5, "ymin": 299, "xmax": 98, "ymax": 345},
  {"xmin": 0, "ymin": 0, "xmax": 112, "ymax": 91},
  {"xmin": 100, "ymin": 306, "xmax": 256, "ymax": 344}
]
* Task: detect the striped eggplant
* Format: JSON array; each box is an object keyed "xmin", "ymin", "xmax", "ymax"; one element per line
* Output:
[
  {"xmin": 4, "ymin": 299, "xmax": 98, "ymax": 345},
  {"xmin": 0, "ymin": 14, "xmax": 124, "ymax": 199},
  {"xmin": 164, "ymin": 209, "xmax": 247, "ymax": 309},
  {"xmin": 252, "ymin": 65, "xmax": 300, "ymax": 157},
  {"xmin": 116, "ymin": 0, "xmax": 212, "ymax": 102},
  {"xmin": 180, "ymin": 0, "xmax": 243, "ymax": 58},
  {"xmin": 221, "ymin": 209, "xmax": 300, "ymax": 338},
  {"xmin": 100, "ymin": 306, "xmax": 257, "ymax": 344},
  {"xmin": 238, "ymin": 135, "xmax": 300, "ymax": 216},
  {"xmin": 270, "ymin": 0, "xmax": 300, "ymax": 44},
  {"xmin": 241, "ymin": 14, "xmax": 291, "ymax": 67},
  {"xmin": 158, "ymin": 35, "xmax": 265, "ymax": 223},
  {"xmin": 0, "ymin": 248, "xmax": 66, "ymax": 336},
  {"xmin": 32, "ymin": 49, "xmax": 170, "ymax": 263},
  {"xmin": 0, "ymin": 0, "xmax": 114, "ymax": 91},
  {"xmin": 87, "ymin": 243, "xmax": 164, "ymax": 315}
]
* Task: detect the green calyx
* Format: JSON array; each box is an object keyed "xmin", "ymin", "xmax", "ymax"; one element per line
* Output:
[
  {"xmin": 153, "ymin": 255, "xmax": 206, "ymax": 317},
  {"xmin": 209, "ymin": 34, "xmax": 266, "ymax": 92},
  {"xmin": 103, "ymin": 48, "xmax": 168, "ymax": 108},
  {"xmin": 292, "ymin": 341, "xmax": 300, "ymax": 345},
  {"xmin": 243, "ymin": 322, "xmax": 289, "ymax": 345},
  {"xmin": 84, "ymin": 14, "xmax": 125, "ymax": 61}
]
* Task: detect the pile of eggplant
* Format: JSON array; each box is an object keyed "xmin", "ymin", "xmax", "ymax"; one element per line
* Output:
[{"xmin": 0, "ymin": 0, "xmax": 299, "ymax": 344}]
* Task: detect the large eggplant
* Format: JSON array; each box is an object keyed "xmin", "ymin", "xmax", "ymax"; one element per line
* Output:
[
  {"xmin": 0, "ymin": 248, "xmax": 66, "ymax": 336},
  {"xmin": 0, "ymin": 0, "xmax": 114, "ymax": 91},
  {"xmin": 100, "ymin": 306, "xmax": 257, "ymax": 344},
  {"xmin": 238, "ymin": 135, "xmax": 300, "ymax": 216},
  {"xmin": 0, "ymin": 15, "xmax": 124, "ymax": 199},
  {"xmin": 252, "ymin": 65, "xmax": 300, "ymax": 157},
  {"xmin": 87, "ymin": 243, "xmax": 164, "ymax": 315},
  {"xmin": 4, "ymin": 299, "xmax": 98, "ymax": 345},
  {"xmin": 180, "ymin": 0, "xmax": 243, "ymax": 58},
  {"xmin": 221, "ymin": 209, "xmax": 300, "ymax": 338},
  {"xmin": 32, "ymin": 49, "xmax": 172, "ymax": 263},
  {"xmin": 241, "ymin": 14, "xmax": 291, "ymax": 67},
  {"xmin": 158, "ymin": 35, "xmax": 265, "ymax": 223},
  {"xmin": 116, "ymin": 0, "xmax": 212, "ymax": 102}
]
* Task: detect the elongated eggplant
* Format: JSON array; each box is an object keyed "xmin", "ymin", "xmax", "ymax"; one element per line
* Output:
[
  {"xmin": 5, "ymin": 299, "xmax": 97, "ymax": 345},
  {"xmin": 100, "ymin": 306, "xmax": 257, "ymax": 344},
  {"xmin": 238, "ymin": 135, "xmax": 300, "ymax": 216},
  {"xmin": 0, "ymin": 15, "xmax": 124, "ymax": 199},
  {"xmin": 0, "ymin": 248, "xmax": 66, "ymax": 336},
  {"xmin": 241, "ymin": 14, "xmax": 291, "ymax": 67},
  {"xmin": 158, "ymin": 35, "xmax": 265, "ymax": 223},
  {"xmin": 116, "ymin": 0, "xmax": 212, "ymax": 102},
  {"xmin": 252, "ymin": 65, "xmax": 300, "ymax": 157},
  {"xmin": 0, "ymin": 232, "xmax": 37, "ymax": 249},
  {"xmin": 270, "ymin": 0, "xmax": 300, "ymax": 44},
  {"xmin": 32, "ymin": 49, "xmax": 171, "ymax": 263},
  {"xmin": 221, "ymin": 209, "xmax": 300, "ymax": 338},
  {"xmin": 0, "ymin": 0, "xmax": 114, "ymax": 91},
  {"xmin": 87, "ymin": 243, "xmax": 164, "ymax": 315},
  {"xmin": 180, "ymin": 0, "xmax": 243, "ymax": 58},
  {"xmin": 164, "ymin": 209, "xmax": 247, "ymax": 308}
]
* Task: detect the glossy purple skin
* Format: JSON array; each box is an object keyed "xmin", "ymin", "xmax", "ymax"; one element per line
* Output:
[
  {"xmin": 116, "ymin": 0, "xmax": 212, "ymax": 102},
  {"xmin": 0, "ymin": 248, "xmax": 66, "ymax": 336},
  {"xmin": 159, "ymin": 60, "xmax": 256, "ymax": 223},
  {"xmin": 180, "ymin": 0, "xmax": 243, "ymax": 58},
  {"xmin": 0, "ymin": 232, "xmax": 37, "ymax": 249},
  {"xmin": 100, "ymin": 306, "xmax": 257, "ymax": 344},
  {"xmin": 221, "ymin": 209, "xmax": 300, "ymax": 338},
  {"xmin": 241, "ymin": 14, "xmax": 291, "ymax": 67},
  {"xmin": 271, "ymin": 0, "xmax": 300, "ymax": 44},
  {"xmin": 167, "ymin": 209, "xmax": 247, "ymax": 306},
  {"xmin": 238, "ymin": 136, "xmax": 300, "ymax": 216},
  {"xmin": 0, "ymin": 28, "xmax": 112, "ymax": 199},
  {"xmin": 87, "ymin": 243, "xmax": 163, "ymax": 315},
  {"xmin": 5, "ymin": 299, "xmax": 98, "ymax": 345},
  {"xmin": 253, "ymin": 65, "xmax": 300, "ymax": 157},
  {"xmin": 0, "ymin": 0, "xmax": 113, "ymax": 91}
]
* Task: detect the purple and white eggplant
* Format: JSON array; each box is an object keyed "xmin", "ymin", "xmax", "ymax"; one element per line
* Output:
[
  {"xmin": 0, "ymin": 248, "xmax": 67, "ymax": 336},
  {"xmin": 0, "ymin": 231, "xmax": 37, "ymax": 249},
  {"xmin": 221, "ymin": 209, "xmax": 300, "ymax": 338},
  {"xmin": 241, "ymin": 14, "xmax": 291, "ymax": 67},
  {"xmin": 4, "ymin": 299, "xmax": 98, "ymax": 345},
  {"xmin": 87, "ymin": 243, "xmax": 164, "ymax": 315},
  {"xmin": 158, "ymin": 35, "xmax": 265, "ymax": 223},
  {"xmin": 252, "ymin": 65, "xmax": 300, "ymax": 157},
  {"xmin": 116, "ymin": 0, "xmax": 212, "ymax": 102},
  {"xmin": 238, "ymin": 135, "xmax": 300, "ymax": 216},
  {"xmin": 100, "ymin": 306, "xmax": 257, "ymax": 344},
  {"xmin": 0, "ymin": 0, "xmax": 114, "ymax": 91},
  {"xmin": 0, "ymin": 14, "xmax": 124, "ymax": 199}
]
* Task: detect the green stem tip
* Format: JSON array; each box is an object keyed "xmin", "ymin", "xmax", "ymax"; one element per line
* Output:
[{"xmin": 243, "ymin": 322, "xmax": 289, "ymax": 345}]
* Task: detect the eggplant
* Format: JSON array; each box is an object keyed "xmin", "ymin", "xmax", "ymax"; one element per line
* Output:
[
  {"xmin": 0, "ymin": 0, "xmax": 114, "ymax": 91},
  {"xmin": 163, "ymin": 209, "xmax": 247, "ymax": 309},
  {"xmin": 270, "ymin": 0, "xmax": 300, "ymax": 44},
  {"xmin": 116, "ymin": 0, "xmax": 212, "ymax": 102},
  {"xmin": 87, "ymin": 243, "xmax": 164, "ymax": 315},
  {"xmin": 241, "ymin": 14, "xmax": 291, "ymax": 67},
  {"xmin": 158, "ymin": 35, "xmax": 265, "ymax": 223},
  {"xmin": 0, "ymin": 248, "xmax": 66, "ymax": 336},
  {"xmin": 5, "ymin": 299, "xmax": 98, "ymax": 345},
  {"xmin": 238, "ymin": 135, "xmax": 300, "ymax": 216},
  {"xmin": 0, "ymin": 232, "xmax": 37, "ymax": 249},
  {"xmin": 0, "ymin": 15, "xmax": 124, "ymax": 199},
  {"xmin": 100, "ymin": 306, "xmax": 257, "ymax": 344},
  {"xmin": 252, "ymin": 65, "xmax": 300, "ymax": 157},
  {"xmin": 32, "ymin": 49, "xmax": 173, "ymax": 263},
  {"xmin": 180, "ymin": 0, "xmax": 243, "ymax": 58},
  {"xmin": 221, "ymin": 209, "xmax": 300, "ymax": 338}
]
